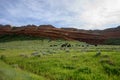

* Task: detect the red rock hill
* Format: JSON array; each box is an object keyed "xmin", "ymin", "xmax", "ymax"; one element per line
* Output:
[{"xmin": 0, "ymin": 24, "xmax": 106, "ymax": 44}]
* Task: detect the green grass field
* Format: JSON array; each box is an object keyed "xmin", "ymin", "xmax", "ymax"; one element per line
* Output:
[{"xmin": 0, "ymin": 35, "xmax": 120, "ymax": 80}]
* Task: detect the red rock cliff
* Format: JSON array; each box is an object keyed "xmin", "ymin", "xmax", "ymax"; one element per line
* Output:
[{"xmin": 0, "ymin": 24, "xmax": 106, "ymax": 44}]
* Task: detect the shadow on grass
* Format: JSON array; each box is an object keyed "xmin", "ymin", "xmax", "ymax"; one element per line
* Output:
[{"xmin": 0, "ymin": 34, "xmax": 50, "ymax": 43}]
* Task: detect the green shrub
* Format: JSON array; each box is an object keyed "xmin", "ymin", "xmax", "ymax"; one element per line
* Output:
[
  {"xmin": 103, "ymin": 64, "xmax": 120, "ymax": 75},
  {"xmin": 62, "ymin": 64, "xmax": 75, "ymax": 70},
  {"xmin": 75, "ymin": 67, "xmax": 91, "ymax": 74},
  {"xmin": 0, "ymin": 55, "xmax": 6, "ymax": 61}
]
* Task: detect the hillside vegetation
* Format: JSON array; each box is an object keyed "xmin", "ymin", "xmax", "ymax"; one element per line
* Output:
[
  {"xmin": 104, "ymin": 38, "xmax": 120, "ymax": 45},
  {"xmin": 0, "ymin": 35, "xmax": 120, "ymax": 80}
]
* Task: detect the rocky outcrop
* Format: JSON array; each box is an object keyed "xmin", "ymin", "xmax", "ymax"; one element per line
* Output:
[{"xmin": 0, "ymin": 24, "xmax": 106, "ymax": 44}]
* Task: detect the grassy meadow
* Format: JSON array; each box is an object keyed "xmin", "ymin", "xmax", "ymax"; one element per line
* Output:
[{"xmin": 0, "ymin": 35, "xmax": 120, "ymax": 80}]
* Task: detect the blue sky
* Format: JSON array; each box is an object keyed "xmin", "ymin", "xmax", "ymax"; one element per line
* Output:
[{"xmin": 0, "ymin": 0, "xmax": 120, "ymax": 30}]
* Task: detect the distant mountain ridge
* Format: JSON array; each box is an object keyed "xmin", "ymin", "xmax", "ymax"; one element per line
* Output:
[{"xmin": 0, "ymin": 24, "xmax": 120, "ymax": 44}]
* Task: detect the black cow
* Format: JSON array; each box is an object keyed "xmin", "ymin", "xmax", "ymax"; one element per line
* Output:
[
  {"xmin": 50, "ymin": 44, "xmax": 57, "ymax": 47},
  {"xmin": 61, "ymin": 43, "xmax": 71, "ymax": 48}
]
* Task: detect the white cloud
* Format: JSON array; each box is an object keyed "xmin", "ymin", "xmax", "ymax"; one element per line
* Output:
[
  {"xmin": 1, "ymin": 0, "xmax": 120, "ymax": 29},
  {"xmin": 80, "ymin": 0, "xmax": 120, "ymax": 29}
]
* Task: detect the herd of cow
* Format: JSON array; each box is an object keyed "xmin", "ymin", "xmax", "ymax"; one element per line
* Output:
[{"xmin": 50, "ymin": 42, "xmax": 97, "ymax": 48}]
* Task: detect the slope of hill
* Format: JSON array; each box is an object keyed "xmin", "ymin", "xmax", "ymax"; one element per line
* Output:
[
  {"xmin": 0, "ymin": 36, "xmax": 120, "ymax": 80},
  {"xmin": 0, "ymin": 24, "xmax": 120, "ymax": 45},
  {"xmin": 61, "ymin": 26, "xmax": 120, "ymax": 45},
  {"xmin": 0, "ymin": 60, "xmax": 47, "ymax": 80},
  {"xmin": 0, "ymin": 25, "xmax": 106, "ymax": 44},
  {"xmin": 62, "ymin": 26, "xmax": 120, "ymax": 39},
  {"xmin": 101, "ymin": 26, "xmax": 120, "ymax": 38}
]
